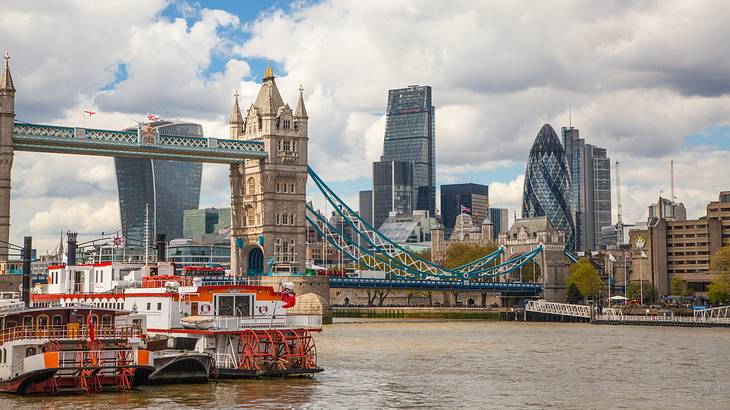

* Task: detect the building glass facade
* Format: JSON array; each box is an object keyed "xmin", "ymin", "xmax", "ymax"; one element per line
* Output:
[
  {"xmin": 358, "ymin": 190, "xmax": 373, "ymax": 226},
  {"xmin": 115, "ymin": 121, "xmax": 203, "ymax": 248},
  {"xmin": 166, "ymin": 238, "xmax": 230, "ymax": 269},
  {"xmin": 440, "ymin": 183, "xmax": 489, "ymax": 238},
  {"xmin": 381, "ymin": 85, "xmax": 435, "ymax": 215},
  {"xmin": 489, "ymin": 208, "xmax": 509, "ymax": 241},
  {"xmin": 372, "ymin": 160, "xmax": 414, "ymax": 228},
  {"xmin": 183, "ymin": 207, "xmax": 231, "ymax": 239},
  {"xmin": 562, "ymin": 126, "xmax": 612, "ymax": 251},
  {"xmin": 523, "ymin": 124, "xmax": 575, "ymax": 251}
]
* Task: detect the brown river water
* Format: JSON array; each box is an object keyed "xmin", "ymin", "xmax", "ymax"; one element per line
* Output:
[{"xmin": 3, "ymin": 320, "xmax": 729, "ymax": 409}]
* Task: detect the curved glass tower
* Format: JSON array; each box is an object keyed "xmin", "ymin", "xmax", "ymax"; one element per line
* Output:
[
  {"xmin": 115, "ymin": 121, "xmax": 203, "ymax": 248},
  {"xmin": 522, "ymin": 124, "xmax": 575, "ymax": 251}
]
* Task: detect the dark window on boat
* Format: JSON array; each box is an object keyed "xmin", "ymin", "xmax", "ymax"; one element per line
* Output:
[
  {"xmin": 25, "ymin": 347, "xmax": 36, "ymax": 357},
  {"xmin": 6, "ymin": 321, "xmax": 16, "ymax": 328},
  {"xmin": 22, "ymin": 316, "xmax": 33, "ymax": 327},
  {"xmin": 101, "ymin": 315, "xmax": 112, "ymax": 326},
  {"xmin": 157, "ymin": 302, "xmax": 162, "ymax": 311},
  {"xmin": 146, "ymin": 302, "xmax": 151, "ymax": 311},
  {"xmin": 52, "ymin": 315, "xmax": 62, "ymax": 327},
  {"xmin": 37, "ymin": 315, "xmax": 49, "ymax": 328},
  {"xmin": 216, "ymin": 295, "xmax": 252, "ymax": 316}
]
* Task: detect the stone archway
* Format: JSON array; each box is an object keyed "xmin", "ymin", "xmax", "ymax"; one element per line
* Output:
[{"xmin": 245, "ymin": 245, "xmax": 264, "ymax": 276}]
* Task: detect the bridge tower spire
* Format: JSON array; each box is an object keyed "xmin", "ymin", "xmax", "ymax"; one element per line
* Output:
[
  {"xmin": 229, "ymin": 62, "xmax": 309, "ymax": 277},
  {"xmin": 229, "ymin": 90, "xmax": 244, "ymax": 139},
  {"xmin": 0, "ymin": 51, "xmax": 15, "ymax": 263}
]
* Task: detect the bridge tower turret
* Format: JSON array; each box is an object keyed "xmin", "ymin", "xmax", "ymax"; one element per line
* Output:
[
  {"xmin": 228, "ymin": 62, "xmax": 309, "ymax": 276},
  {"xmin": 0, "ymin": 52, "xmax": 15, "ymax": 263}
]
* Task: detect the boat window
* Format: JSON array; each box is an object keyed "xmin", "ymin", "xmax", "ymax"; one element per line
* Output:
[
  {"xmin": 22, "ymin": 316, "xmax": 33, "ymax": 327},
  {"xmin": 91, "ymin": 314, "xmax": 99, "ymax": 325},
  {"xmin": 52, "ymin": 315, "xmax": 62, "ymax": 327},
  {"xmin": 216, "ymin": 295, "xmax": 252, "ymax": 316},
  {"xmin": 37, "ymin": 315, "xmax": 49, "ymax": 328},
  {"xmin": 25, "ymin": 347, "xmax": 36, "ymax": 357},
  {"xmin": 75, "ymin": 315, "xmax": 84, "ymax": 324},
  {"xmin": 157, "ymin": 302, "xmax": 162, "ymax": 311},
  {"xmin": 6, "ymin": 320, "xmax": 16, "ymax": 328},
  {"xmin": 101, "ymin": 315, "xmax": 112, "ymax": 326}
]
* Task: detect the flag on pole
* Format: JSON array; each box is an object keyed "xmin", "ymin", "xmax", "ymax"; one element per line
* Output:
[
  {"xmin": 84, "ymin": 109, "xmax": 96, "ymax": 117},
  {"xmin": 146, "ymin": 113, "xmax": 159, "ymax": 121},
  {"xmin": 608, "ymin": 253, "xmax": 616, "ymax": 262},
  {"xmin": 460, "ymin": 204, "xmax": 471, "ymax": 214}
]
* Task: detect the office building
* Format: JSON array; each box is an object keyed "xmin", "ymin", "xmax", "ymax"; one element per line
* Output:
[
  {"xmin": 381, "ymin": 85, "xmax": 436, "ymax": 215},
  {"xmin": 489, "ymin": 208, "xmax": 509, "ymax": 241},
  {"xmin": 358, "ymin": 190, "xmax": 373, "ymax": 226},
  {"xmin": 379, "ymin": 210, "xmax": 435, "ymax": 245},
  {"xmin": 115, "ymin": 121, "xmax": 203, "ymax": 247},
  {"xmin": 628, "ymin": 191, "xmax": 730, "ymax": 296},
  {"xmin": 562, "ymin": 126, "xmax": 612, "ymax": 251},
  {"xmin": 183, "ymin": 207, "xmax": 231, "ymax": 240},
  {"xmin": 440, "ymin": 183, "xmax": 489, "ymax": 237},
  {"xmin": 648, "ymin": 197, "xmax": 687, "ymax": 221},
  {"xmin": 166, "ymin": 238, "xmax": 230, "ymax": 270},
  {"xmin": 523, "ymin": 124, "xmax": 575, "ymax": 251},
  {"xmin": 372, "ymin": 160, "xmax": 415, "ymax": 228}
]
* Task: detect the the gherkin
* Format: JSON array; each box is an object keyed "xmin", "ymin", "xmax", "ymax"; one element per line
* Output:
[{"xmin": 522, "ymin": 124, "xmax": 575, "ymax": 251}]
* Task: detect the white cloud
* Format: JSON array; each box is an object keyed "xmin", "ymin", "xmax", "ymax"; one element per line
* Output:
[{"xmin": 3, "ymin": 0, "xmax": 730, "ymax": 251}]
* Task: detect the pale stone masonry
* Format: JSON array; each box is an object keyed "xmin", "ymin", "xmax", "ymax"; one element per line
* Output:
[
  {"xmin": 0, "ymin": 52, "xmax": 15, "ymax": 263},
  {"xmin": 229, "ymin": 64, "xmax": 309, "ymax": 275}
]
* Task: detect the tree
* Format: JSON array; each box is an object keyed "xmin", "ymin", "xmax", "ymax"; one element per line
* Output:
[
  {"xmin": 671, "ymin": 276, "xmax": 688, "ymax": 296},
  {"xmin": 566, "ymin": 282, "xmax": 582, "ymax": 304},
  {"xmin": 415, "ymin": 249, "xmax": 432, "ymax": 262},
  {"xmin": 709, "ymin": 247, "xmax": 730, "ymax": 304},
  {"xmin": 627, "ymin": 281, "xmax": 658, "ymax": 305},
  {"xmin": 443, "ymin": 243, "xmax": 498, "ymax": 270},
  {"xmin": 566, "ymin": 257, "xmax": 602, "ymax": 300}
]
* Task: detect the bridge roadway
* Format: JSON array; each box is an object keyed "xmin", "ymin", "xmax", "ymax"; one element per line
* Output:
[
  {"xmin": 12, "ymin": 122, "xmax": 268, "ymax": 163},
  {"xmin": 329, "ymin": 277, "xmax": 542, "ymax": 294}
]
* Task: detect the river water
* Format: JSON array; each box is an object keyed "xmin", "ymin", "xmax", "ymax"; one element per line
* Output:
[{"xmin": 4, "ymin": 320, "xmax": 730, "ymax": 409}]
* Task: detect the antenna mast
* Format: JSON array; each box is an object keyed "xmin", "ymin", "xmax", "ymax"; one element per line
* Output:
[
  {"xmin": 670, "ymin": 160, "xmax": 675, "ymax": 201},
  {"xmin": 615, "ymin": 160, "xmax": 624, "ymax": 243}
]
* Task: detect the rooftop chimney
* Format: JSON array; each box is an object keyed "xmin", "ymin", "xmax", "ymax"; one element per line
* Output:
[
  {"xmin": 156, "ymin": 234, "xmax": 166, "ymax": 262},
  {"xmin": 67, "ymin": 232, "xmax": 78, "ymax": 266}
]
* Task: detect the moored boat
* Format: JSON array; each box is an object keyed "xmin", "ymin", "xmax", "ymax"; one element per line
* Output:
[{"xmin": 0, "ymin": 302, "xmax": 153, "ymax": 394}]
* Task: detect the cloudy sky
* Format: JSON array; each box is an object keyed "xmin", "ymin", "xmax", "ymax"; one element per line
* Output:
[{"xmin": 2, "ymin": 0, "xmax": 730, "ymax": 253}]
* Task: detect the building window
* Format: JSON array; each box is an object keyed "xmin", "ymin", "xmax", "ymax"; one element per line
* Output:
[
  {"xmin": 290, "ymin": 183, "xmax": 295, "ymax": 194},
  {"xmin": 289, "ymin": 214, "xmax": 294, "ymax": 225},
  {"xmin": 146, "ymin": 302, "xmax": 151, "ymax": 311},
  {"xmin": 283, "ymin": 140, "xmax": 291, "ymax": 151},
  {"xmin": 157, "ymin": 302, "xmax": 162, "ymax": 311},
  {"xmin": 283, "ymin": 119, "xmax": 291, "ymax": 130},
  {"xmin": 276, "ymin": 182, "xmax": 281, "ymax": 193},
  {"xmin": 283, "ymin": 183, "xmax": 288, "ymax": 193},
  {"xmin": 247, "ymin": 178, "xmax": 256, "ymax": 195}
]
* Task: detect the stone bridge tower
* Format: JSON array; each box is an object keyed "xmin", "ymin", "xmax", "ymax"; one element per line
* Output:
[
  {"xmin": 0, "ymin": 53, "xmax": 15, "ymax": 263},
  {"xmin": 229, "ymin": 64, "xmax": 308, "ymax": 276},
  {"xmin": 499, "ymin": 216, "xmax": 572, "ymax": 301}
]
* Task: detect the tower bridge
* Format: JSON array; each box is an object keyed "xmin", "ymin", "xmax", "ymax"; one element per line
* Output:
[{"xmin": 0, "ymin": 53, "xmax": 556, "ymax": 307}]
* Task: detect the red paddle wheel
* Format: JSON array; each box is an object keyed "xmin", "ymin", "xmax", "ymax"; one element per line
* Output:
[
  {"xmin": 270, "ymin": 330, "xmax": 292, "ymax": 371},
  {"xmin": 237, "ymin": 329, "xmax": 274, "ymax": 371},
  {"xmin": 289, "ymin": 329, "xmax": 318, "ymax": 370}
]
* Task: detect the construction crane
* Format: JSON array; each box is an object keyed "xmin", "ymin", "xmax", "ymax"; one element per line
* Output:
[{"xmin": 615, "ymin": 160, "xmax": 624, "ymax": 244}]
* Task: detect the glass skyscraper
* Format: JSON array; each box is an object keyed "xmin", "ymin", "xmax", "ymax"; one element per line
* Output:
[
  {"xmin": 562, "ymin": 126, "xmax": 612, "ymax": 250},
  {"xmin": 115, "ymin": 121, "xmax": 203, "ymax": 247},
  {"xmin": 440, "ymin": 183, "xmax": 489, "ymax": 237},
  {"xmin": 381, "ymin": 85, "xmax": 436, "ymax": 215},
  {"xmin": 372, "ymin": 160, "xmax": 414, "ymax": 228},
  {"xmin": 522, "ymin": 124, "xmax": 575, "ymax": 251}
]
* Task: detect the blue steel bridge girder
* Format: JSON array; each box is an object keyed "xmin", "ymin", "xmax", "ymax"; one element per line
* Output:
[
  {"xmin": 12, "ymin": 123, "xmax": 268, "ymax": 163},
  {"xmin": 305, "ymin": 174, "xmax": 545, "ymax": 281}
]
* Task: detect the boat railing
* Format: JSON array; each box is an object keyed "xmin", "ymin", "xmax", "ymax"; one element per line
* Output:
[
  {"xmin": 213, "ymin": 315, "xmax": 288, "ymax": 330},
  {"xmin": 214, "ymin": 352, "xmax": 238, "ymax": 369},
  {"xmin": 210, "ymin": 314, "xmax": 323, "ymax": 331},
  {"xmin": 285, "ymin": 314, "xmax": 323, "ymax": 330},
  {"xmin": 0, "ymin": 300, "xmax": 27, "ymax": 313},
  {"xmin": 0, "ymin": 324, "xmax": 143, "ymax": 345}
]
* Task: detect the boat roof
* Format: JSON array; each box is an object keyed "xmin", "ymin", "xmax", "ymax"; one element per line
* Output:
[{"xmin": 0, "ymin": 302, "xmax": 130, "ymax": 318}]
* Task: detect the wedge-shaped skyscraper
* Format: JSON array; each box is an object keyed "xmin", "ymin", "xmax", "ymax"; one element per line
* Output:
[{"xmin": 522, "ymin": 124, "xmax": 575, "ymax": 251}]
